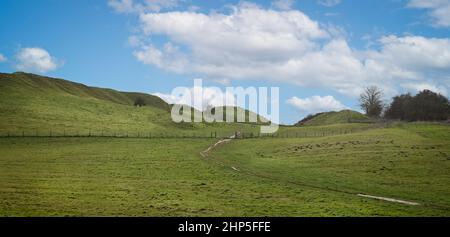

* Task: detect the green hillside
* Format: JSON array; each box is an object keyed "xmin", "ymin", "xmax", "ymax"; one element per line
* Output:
[
  {"xmin": 0, "ymin": 72, "xmax": 260, "ymax": 136},
  {"xmin": 296, "ymin": 110, "xmax": 373, "ymax": 126},
  {"xmin": 1, "ymin": 71, "xmax": 449, "ymax": 217},
  {"xmin": 1, "ymin": 72, "xmax": 169, "ymax": 109},
  {"xmin": 208, "ymin": 106, "xmax": 269, "ymax": 124}
]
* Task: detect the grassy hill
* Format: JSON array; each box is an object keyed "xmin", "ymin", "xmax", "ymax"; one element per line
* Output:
[
  {"xmin": 1, "ymin": 72, "xmax": 170, "ymax": 110},
  {"xmin": 207, "ymin": 106, "xmax": 269, "ymax": 124},
  {"xmin": 2, "ymin": 72, "xmax": 449, "ymax": 217},
  {"xmin": 0, "ymin": 72, "xmax": 261, "ymax": 136},
  {"xmin": 296, "ymin": 110, "xmax": 372, "ymax": 126}
]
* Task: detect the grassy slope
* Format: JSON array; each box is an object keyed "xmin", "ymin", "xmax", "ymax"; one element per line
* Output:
[
  {"xmin": 1, "ymin": 135, "xmax": 447, "ymax": 216},
  {"xmin": 0, "ymin": 72, "xmax": 260, "ymax": 136},
  {"xmin": 209, "ymin": 123, "xmax": 450, "ymax": 215},
  {"xmin": 296, "ymin": 110, "xmax": 372, "ymax": 126},
  {"xmin": 1, "ymin": 72, "xmax": 449, "ymax": 216}
]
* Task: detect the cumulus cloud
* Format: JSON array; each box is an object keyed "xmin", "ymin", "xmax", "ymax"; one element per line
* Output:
[
  {"xmin": 402, "ymin": 82, "xmax": 448, "ymax": 96},
  {"xmin": 272, "ymin": 0, "xmax": 295, "ymax": 10},
  {"xmin": 134, "ymin": 42, "xmax": 188, "ymax": 73},
  {"xmin": 0, "ymin": 53, "xmax": 6, "ymax": 62},
  {"xmin": 15, "ymin": 47, "xmax": 60, "ymax": 73},
  {"xmin": 115, "ymin": 2, "xmax": 449, "ymax": 98},
  {"xmin": 367, "ymin": 35, "xmax": 450, "ymax": 71},
  {"xmin": 108, "ymin": 0, "xmax": 136, "ymax": 13},
  {"xmin": 287, "ymin": 95, "xmax": 348, "ymax": 114},
  {"xmin": 318, "ymin": 0, "xmax": 342, "ymax": 7},
  {"xmin": 407, "ymin": 0, "xmax": 450, "ymax": 27},
  {"xmin": 108, "ymin": 0, "xmax": 180, "ymax": 13}
]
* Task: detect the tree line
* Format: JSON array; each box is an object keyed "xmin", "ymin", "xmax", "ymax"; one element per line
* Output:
[{"xmin": 359, "ymin": 86, "xmax": 450, "ymax": 121}]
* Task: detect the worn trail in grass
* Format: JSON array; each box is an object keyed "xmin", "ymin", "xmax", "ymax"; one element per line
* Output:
[
  {"xmin": 207, "ymin": 123, "xmax": 450, "ymax": 214},
  {"xmin": 1, "ymin": 134, "xmax": 448, "ymax": 216}
]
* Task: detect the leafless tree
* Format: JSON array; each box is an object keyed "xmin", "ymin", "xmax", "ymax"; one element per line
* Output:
[{"xmin": 359, "ymin": 86, "xmax": 383, "ymax": 117}]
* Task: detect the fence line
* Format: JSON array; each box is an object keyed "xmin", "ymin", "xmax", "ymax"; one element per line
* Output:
[
  {"xmin": 0, "ymin": 125, "xmax": 384, "ymax": 140},
  {"xmin": 0, "ymin": 131, "xmax": 222, "ymax": 139}
]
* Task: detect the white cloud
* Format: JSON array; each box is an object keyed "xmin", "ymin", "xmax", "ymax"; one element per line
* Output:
[
  {"xmin": 118, "ymin": 3, "xmax": 449, "ymax": 98},
  {"xmin": 15, "ymin": 47, "xmax": 60, "ymax": 73},
  {"xmin": 272, "ymin": 0, "xmax": 295, "ymax": 10},
  {"xmin": 108, "ymin": 0, "xmax": 180, "ymax": 13},
  {"xmin": 108, "ymin": 0, "xmax": 136, "ymax": 13},
  {"xmin": 153, "ymin": 85, "xmax": 236, "ymax": 111},
  {"xmin": 318, "ymin": 0, "xmax": 342, "ymax": 7},
  {"xmin": 0, "ymin": 54, "xmax": 6, "ymax": 62},
  {"xmin": 407, "ymin": 0, "xmax": 450, "ymax": 27},
  {"xmin": 402, "ymin": 82, "xmax": 448, "ymax": 96},
  {"xmin": 287, "ymin": 95, "xmax": 348, "ymax": 114},
  {"xmin": 134, "ymin": 42, "xmax": 188, "ymax": 73},
  {"xmin": 368, "ymin": 35, "xmax": 450, "ymax": 71}
]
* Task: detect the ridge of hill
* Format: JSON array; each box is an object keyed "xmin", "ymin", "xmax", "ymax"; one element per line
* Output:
[{"xmin": 295, "ymin": 110, "xmax": 372, "ymax": 126}]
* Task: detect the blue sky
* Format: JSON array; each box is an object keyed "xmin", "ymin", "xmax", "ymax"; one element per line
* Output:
[{"xmin": 1, "ymin": 0, "xmax": 449, "ymax": 124}]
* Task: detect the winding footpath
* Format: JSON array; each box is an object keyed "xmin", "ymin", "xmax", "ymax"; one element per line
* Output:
[
  {"xmin": 199, "ymin": 132, "xmax": 424, "ymax": 207},
  {"xmin": 200, "ymin": 133, "xmax": 238, "ymax": 158}
]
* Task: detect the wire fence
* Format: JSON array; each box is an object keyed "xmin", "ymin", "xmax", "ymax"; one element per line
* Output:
[
  {"xmin": 0, "ymin": 124, "xmax": 386, "ymax": 140},
  {"xmin": 0, "ymin": 131, "xmax": 222, "ymax": 139}
]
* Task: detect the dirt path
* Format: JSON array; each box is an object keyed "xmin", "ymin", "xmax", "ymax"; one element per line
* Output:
[
  {"xmin": 357, "ymin": 194, "xmax": 420, "ymax": 206},
  {"xmin": 200, "ymin": 133, "xmax": 238, "ymax": 158},
  {"xmin": 199, "ymin": 133, "xmax": 429, "ymax": 207}
]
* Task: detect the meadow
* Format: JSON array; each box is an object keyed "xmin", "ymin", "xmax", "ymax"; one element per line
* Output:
[
  {"xmin": 0, "ymin": 123, "xmax": 449, "ymax": 216},
  {"xmin": 1, "ymin": 72, "xmax": 449, "ymax": 216}
]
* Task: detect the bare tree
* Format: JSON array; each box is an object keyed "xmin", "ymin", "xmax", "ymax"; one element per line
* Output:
[{"xmin": 359, "ymin": 86, "xmax": 383, "ymax": 117}]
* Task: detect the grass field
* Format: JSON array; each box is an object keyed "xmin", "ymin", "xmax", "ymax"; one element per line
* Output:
[
  {"xmin": 1, "ymin": 72, "xmax": 450, "ymax": 217},
  {"xmin": 0, "ymin": 123, "xmax": 449, "ymax": 216},
  {"xmin": 209, "ymin": 123, "xmax": 450, "ymax": 214}
]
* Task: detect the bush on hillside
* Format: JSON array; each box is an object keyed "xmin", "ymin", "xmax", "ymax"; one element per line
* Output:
[{"xmin": 134, "ymin": 97, "xmax": 146, "ymax": 107}]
